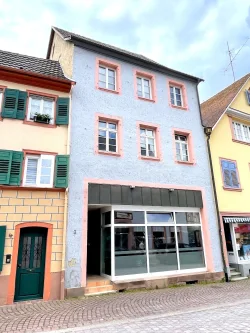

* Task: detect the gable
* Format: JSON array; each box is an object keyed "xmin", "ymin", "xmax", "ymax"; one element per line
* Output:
[{"xmin": 230, "ymin": 78, "xmax": 250, "ymax": 114}]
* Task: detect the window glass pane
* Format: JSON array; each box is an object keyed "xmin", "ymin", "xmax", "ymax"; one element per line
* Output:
[
  {"xmin": 103, "ymin": 211, "xmax": 111, "ymax": 225},
  {"xmin": 234, "ymin": 224, "xmax": 250, "ymax": 261},
  {"xmin": 25, "ymin": 158, "xmax": 38, "ymax": 184},
  {"xmin": 140, "ymin": 128, "xmax": 146, "ymax": 135},
  {"xmin": 147, "ymin": 213, "xmax": 174, "ymax": 223},
  {"xmin": 170, "ymin": 86, "xmax": 174, "ymax": 93},
  {"xmin": 141, "ymin": 148, "xmax": 146, "ymax": 156},
  {"xmin": 99, "ymin": 73, "xmax": 106, "ymax": 82},
  {"xmin": 109, "ymin": 145, "xmax": 116, "ymax": 152},
  {"xmin": 114, "ymin": 211, "xmax": 145, "ymax": 224},
  {"xmin": 108, "ymin": 69, "xmax": 115, "ymax": 77},
  {"xmin": 177, "ymin": 226, "xmax": 205, "ymax": 269},
  {"xmin": 176, "ymin": 212, "xmax": 200, "ymax": 224},
  {"xmin": 99, "ymin": 121, "xmax": 107, "ymax": 128},
  {"xmin": 99, "ymin": 66, "xmax": 106, "ymax": 74},
  {"xmin": 30, "ymin": 97, "xmax": 41, "ymax": 119},
  {"xmin": 144, "ymin": 92, "xmax": 150, "ymax": 99},
  {"xmin": 175, "ymin": 87, "xmax": 181, "ymax": 94},
  {"xmin": 98, "ymin": 144, "xmax": 106, "ymax": 151},
  {"xmin": 108, "ymin": 83, "xmax": 115, "ymax": 90},
  {"xmin": 40, "ymin": 157, "xmax": 52, "ymax": 185},
  {"xmin": 108, "ymin": 123, "xmax": 117, "ymax": 130},
  {"xmin": 146, "ymin": 130, "xmax": 154, "ymax": 137},
  {"xmin": 147, "ymin": 226, "xmax": 178, "ymax": 272},
  {"xmin": 98, "ymin": 130, "xmax": 106, "ymax": 137},
  {"xmin": 143, "ymin": 79, "xmax": 150, "ymax": 87},
  {"xmin": 42, "ymin": 99, "xmax": 53, "ymax": 119},
  {"xmin": 98, "ymin": 137, "xmax": 106, "ymax": 145},
  {"xmin": 108, "ymin": 76, "xmax": 115, "ymax": 84},
  {"xmin": 102, "ymin": 227, "xmax": 111, "ymax": 275},
  {"xmin": 99, "ymin": 81, "xmax": 106, "ymax": 88},
  {"xmin": 177, "ymin": 100, "xmax": 182, "ymax": 106},
  {"xmin": 115, "ymin": 226, "xmax": 147, "ymax": 276}
]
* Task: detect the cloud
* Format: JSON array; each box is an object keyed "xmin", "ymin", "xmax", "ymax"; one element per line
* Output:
[{"xmin": 0, "ymin": 0, "xmax": 250, "ymax": 100}]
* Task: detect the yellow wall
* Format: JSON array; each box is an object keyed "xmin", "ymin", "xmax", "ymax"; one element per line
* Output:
[
  {"xmin": 231, "ymin": 79, "xmax": 250, "ymax": 114},
  {"xmin": 0, "ymin": 189, "xmax": 65, "ymax": 276},
  {"xmin": 0, "ymin": 80, "xmax": 68, "ymax": 154},
  {"xmin": 211, "ymin": 81, "xmax": 250, "ymax": 213},
  {"xmin": 49, "ymin": 32, "xmax": 74, "ymax": 79}
]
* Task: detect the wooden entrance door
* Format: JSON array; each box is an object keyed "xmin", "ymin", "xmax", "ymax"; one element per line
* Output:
[{"xmin": 14, "ymin": 228, "xmax": 47, "ymax": 302}]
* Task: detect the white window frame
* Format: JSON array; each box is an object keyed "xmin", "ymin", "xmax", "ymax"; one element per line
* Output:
[
  {"xmin": 98, "ymin": 65, "xmax": 116, "ymax": 91},
  {"xmin": 27, "ymin": 95, "xmax": 55, "ymax": 124},
  {"xmin": 175, "ymin": 134, "xmax": 189, "ymax": 162},
  {"xmin": 23, "ymin": 154, "xmax": 55, "ymax": 188},
  {"xmin": 140, "ymin": 128, "xmax": 156, "ymax": 157},
  {"xmin": 232, "ymin": 121, "xmax": 250, "ymax": 143},
  {"xmin": 98, "ymin": 121, "xmax": 118, "ymax": 153},
  {"xmin": 170, "ymin": 86, "xmax": 183, "ymax": 106},
  {"xmin": 137, "ymin": 76, "xmax": 152, "ymax": 99},
  {"xmin": 100, "ymin": 205, "xmax": 206, "ymax": 282},
  {"xmin": 0, "ymin": 90, "xmax": 3, "ymax": 113}
]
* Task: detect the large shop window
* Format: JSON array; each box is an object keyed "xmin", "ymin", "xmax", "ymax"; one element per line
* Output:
[{"xmin": 112, "ymin": 210, "xmax": 205, "ymax": 277}]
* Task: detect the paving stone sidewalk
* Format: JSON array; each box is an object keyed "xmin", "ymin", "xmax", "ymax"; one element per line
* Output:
[{"xmin": 1, "ymin": 280, "xmax": 250, "ymax": 333}]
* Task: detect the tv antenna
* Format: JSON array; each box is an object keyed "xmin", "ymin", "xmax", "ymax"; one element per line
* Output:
[{"xmin": 225, "ymin": 38, "xmax": 250, "ymax": 82}]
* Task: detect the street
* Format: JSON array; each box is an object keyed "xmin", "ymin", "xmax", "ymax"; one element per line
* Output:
[
  {"xmin": 48, "ymin": 300, "xmax": 250, "ymax": 333},
  {"xmin": 1, "ymin": 280, "xmax": 250, "ymax": 332}
]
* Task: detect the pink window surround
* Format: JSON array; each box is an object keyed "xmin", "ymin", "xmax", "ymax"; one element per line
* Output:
[
  {"xmin": 95, "ymin": 113, "xmax": 123, "ymax": 157},
  {"xmin": 228, "ymin": 115, "xmax": 250, "ymax": 147},
  {"xmin": 95, "ymin": 58, "xmax": 122, "ymax": 95},
  {"xmin": 137, "ymin": 121, "xmax": 162, "ymax": 161},
  {"xmin": 134, "ymin": 70, "xmax": 157, "ymax": 103},
  {"xmin": 172, "ymin": 128, "xmax": 195, "ymax": 165},
  {"xmin": 219, "ymin": 157, "xmax": 242, "ymax": 192},
  {"xmin": 168, "ymin": 80, "xmax": 188, "ymax": 110},
  {"xmin": 0, "ymin": 85, "xmax": 7, "ymax": 121}
]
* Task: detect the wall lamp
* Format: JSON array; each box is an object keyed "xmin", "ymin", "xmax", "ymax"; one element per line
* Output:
[{"xmin": 204, "ymin": 127, "xmax": 212, "ymax": 138}]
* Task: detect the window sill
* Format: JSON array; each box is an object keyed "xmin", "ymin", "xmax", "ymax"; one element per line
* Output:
[
  {"xmin": 223, "ymin": 186, "xmax": 242, "ymax": 192},
  {"xmin": 23, "ymin": 120, "xmax": 56, "ymax": 128},
  {"xmin": 0, "ymin": 185, "xmax": 65, "ymax": 191},
  {"xmin": 97, "ymin": 150, "xmax": 122, "ymax": 157},
  {"xmin": 170, "ymin": 104, "xmax": 188, "ymax": 111},
  {"xmin": 176, "ymin": 160, "xmax": 195, "ymax": 165},
  {"xmin": 137, "ymin": 96, "xmax": 155, "ymax": 103},
  {"xmin": 232, "ymin": 139, "xmax": 250, "ymax": 146},
  {"xmin": 97, "ymin": 87, "xmax": 120, "ymax": 95},
  {"xmin": 140, "ymin": 156, "xmax": 161, "ymax": 162}
]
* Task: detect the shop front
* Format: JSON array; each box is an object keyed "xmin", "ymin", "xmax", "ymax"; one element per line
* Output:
[
  {"xmin": 223, "ymin": 216, "xmax": 250, "ymax": 277},
  {"xmin": 100, "ymin": 206, "xmax": 206, "ymax": 281}
]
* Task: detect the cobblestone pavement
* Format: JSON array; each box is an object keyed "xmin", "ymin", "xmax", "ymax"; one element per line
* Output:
[
  {"xmin": 50, "ymin": 301, "xmax": 250, "ymax": 333},
  {"xmin": 1, "ymin": 280, "xmax": 250, "ymax": 332}
]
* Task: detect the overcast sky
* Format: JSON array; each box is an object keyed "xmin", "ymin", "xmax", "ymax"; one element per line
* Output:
[{"xmin": 0, "ymin": 0, "xmax": 250, "ymax": 101}]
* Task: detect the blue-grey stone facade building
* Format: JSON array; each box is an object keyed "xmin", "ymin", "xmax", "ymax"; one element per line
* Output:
[{"xmin": 47, "ymin": 27, "xmax": 223, "ymax": 297}]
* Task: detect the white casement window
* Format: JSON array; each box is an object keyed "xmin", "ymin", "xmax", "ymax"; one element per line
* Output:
[
  {"xmin": 98, "ymin": 121, "xmax": 117, "ymax": 152},
  {"xmin": 137, "ymin": 77, "xmax": 152, "ymax": 99},
  {"xmin": 175, "ymin": 134, "xmax": 189, "ymax": 161},
  {"xmin": 170, "ymin": 86, "xmax": 183, "ymax": 106},
  {"xmin": 99, "ymin": 66, "xmax": 116, "ymax": 91},
  {"xmin": 233, "ymin": 121, "xmax": 250, "ymax": 143},
  {"xmin": 140, "ymin": 128, "xmax": 156, "ymax": 157},
  {"xmin": 27, "ymin": 95, "xmax": 55, "ymax": 124},
  {"xmin": 23, "ymin": 155, "xmax": 55, "ymax": 187}
]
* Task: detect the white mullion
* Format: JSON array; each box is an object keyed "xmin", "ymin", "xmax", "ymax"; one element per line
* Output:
[
  {"xmin": 149, "ymin": 79, "xmax": 152, "ymax": 99},
  {"xmin": 105, "ymin": 68, "xmax": 109, "ymax": 89},
  {"xmin": 141, "ymin": 78, "xmax": 145, "ymax": 98},
  {"xmin": 40, "ymin": 98, "xmax": 44, "ymax": 115},
  {"xmin": 173, "ymin": 87, "xmax": 177, "ymax": 105},
  {"xmin": 114, "ymin": 69, "xmax": 117, "ymax": 90},
  {"xmin": 111, "ymin": 207, "xmax": 115, "ymax": 279},
  {"xmin": 144, "ymin": 211, "xmax": 150, "ymax": 274},
  {"xmin": 173, "ymin": 212, "xmax": 180, "ymax": 270},
  {"xmin": 179, "ymin": 139, "xmax": 183, "ymax": 160},
  {"xmin": 36, "ymin": 156, "xmax": 42, "ymax": 187}
]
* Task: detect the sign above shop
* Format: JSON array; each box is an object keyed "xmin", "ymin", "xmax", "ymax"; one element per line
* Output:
[{"xmin": 223, "ymin": 216, "xmax": 250, "ymax": 223}]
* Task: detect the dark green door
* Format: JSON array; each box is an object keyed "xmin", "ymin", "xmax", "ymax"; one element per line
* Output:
[{"xmin": 14, "ymin": 228, "xmax": 47, "ymax": 302}]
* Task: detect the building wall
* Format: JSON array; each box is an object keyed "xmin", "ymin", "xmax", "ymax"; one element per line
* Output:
[
  {"xmin": 0, "ymin": 80, "xmax": 68, "ymax": 153},
  {"xmin": 0, "ymin": 189, "xmax": 65, "ymax": 305},
  {"xmin": 210, "ymin": 82, "xmax": 250, "ymax": 213},
  {"xmin": 49, "ymin": 33, "xmax": 74, "ymax": 79},
  {"xmin": 230, "ymin": 79, "xmax": 250, "ymax": 113},
  {"xmin": 65, "ymin": 46, "xmax": 223, "ymax": 289}
]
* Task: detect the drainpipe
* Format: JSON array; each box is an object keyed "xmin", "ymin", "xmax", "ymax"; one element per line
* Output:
[
  {"xmin": 204, "ymin": 127, "xmax": 229, "ymax": 282},
  {"xmin": 60, "ymin": 88, "xmax": 72, "ymax": 299}
]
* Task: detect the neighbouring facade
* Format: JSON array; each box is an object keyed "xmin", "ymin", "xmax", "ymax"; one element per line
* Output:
[
  {"xmin": 201, "ymin": 74, "xmax": 250, "ymax": 279},
  {"xmin": 48, "ymin": 27, "xmax": 223, "ymax": 297},
  {"xmin": 0, "ymin": 50, "xmax": 72, "ymax": 305}
]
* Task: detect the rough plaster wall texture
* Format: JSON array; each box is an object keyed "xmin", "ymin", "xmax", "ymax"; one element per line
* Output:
[{"xmin": 65, "ymin": 46, "xmax": 223, "ymax": 288}]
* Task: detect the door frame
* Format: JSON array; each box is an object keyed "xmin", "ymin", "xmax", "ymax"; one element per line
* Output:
[{"xmin": 7, "ymin": 222, "xmax": 53, "ymax": 305}]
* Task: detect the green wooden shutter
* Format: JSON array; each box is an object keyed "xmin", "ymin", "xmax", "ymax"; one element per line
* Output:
[
  {"xmin": 16, "ymin": 91, "xmax": 27, "ymax": 120},
  {"xmin": 0, "ymin": 226, "xmax": 6, "ymax": 271},
  {"xmin": 54, "ymin": 155, "xmax": 69, "ymax": 188},
  {"xmin": 9, "ymin": 151, "xmax": 24, "ymax": 185},
  {"xmin": 0, "ymin": 150, "xmax": 13, "ymax": 184},
  {"xmin": 56, "ymin": 98, "xmax": 70, "ymax": 125},
  {"xmin": 2, "ymin": 89, "xmax": 19, "ymax": 118}
]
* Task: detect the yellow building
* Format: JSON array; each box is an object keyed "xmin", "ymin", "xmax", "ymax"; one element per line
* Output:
[
  {"xmin": 201, "ymin": 73, "xmax": 250, "ymax": 279},
  {"xmin": 0, "ymin": 50, "xmax": 73, "ymax": 305}
]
